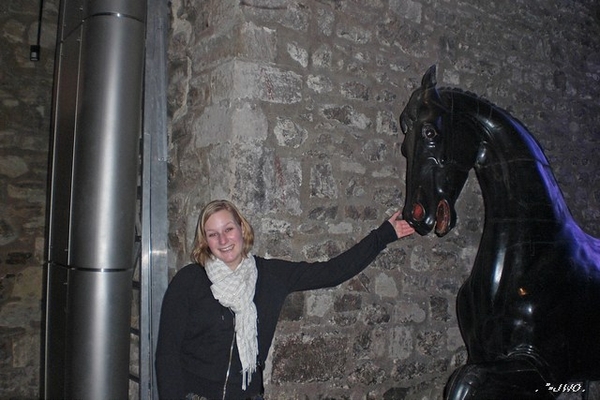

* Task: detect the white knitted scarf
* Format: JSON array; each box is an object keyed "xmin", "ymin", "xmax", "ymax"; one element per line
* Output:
[{"xmin": 205, "ymin": 254, "xmax": 258, "ymax": 391}]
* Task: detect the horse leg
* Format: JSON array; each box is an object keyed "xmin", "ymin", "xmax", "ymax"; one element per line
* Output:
[{"xmin": 444, "ymin": 358, "xmax": 556, "ymax": 400}]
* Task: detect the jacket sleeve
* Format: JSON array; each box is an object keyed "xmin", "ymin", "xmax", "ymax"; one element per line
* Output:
[
  {"xmin": 269, "ymin": 220, "xmax": 398, "ymax": 292},
  {"xmin": 155, "ymin": 267, "xmax": 193, "ymax": 400}
]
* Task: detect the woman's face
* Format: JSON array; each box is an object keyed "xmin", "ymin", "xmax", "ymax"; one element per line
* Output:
[{"xmin": 204, "ymin": 209, "xmax": 245, "ymax": 270}]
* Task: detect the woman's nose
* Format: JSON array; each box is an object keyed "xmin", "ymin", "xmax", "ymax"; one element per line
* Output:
[{"xmin": 218, "ymin": 234, "xmax": 227, "ymax": 244}]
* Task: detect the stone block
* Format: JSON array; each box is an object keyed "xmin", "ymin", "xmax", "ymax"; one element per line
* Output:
[
  {"xmin": 336, "ymin": 23, "xmax": 372, "ymax": 45},
  {"xmin": 0, "ymin": 218, "xmax": 18, "ymax": 246},
  {"xmin": 271, "ymin": 333, "xmax": 348, "ymax": 383},
  {"xmin": 340, "ymin": 81, "xmax": 370, "ymax": 101},
  {"xmin": 393, "ymin": 301, "xmax": 427, "ymax": 324},
  {"xmin": 416, "ymin": 330, "xmax": 445, "ymax": 356},
  {"xmin": 374, "ymin": 272, "xmax": 399, "ymax": 298},
  {"xmin": 309, "ymin": 162, "xmax": 338, "ymax": 198},
  {"xmin": 375, "ymin": 247, "xmax": 409, "ymax": 270},
  {"xmin": 307, "ymin": 206, "xmax": 338, "ymax": 221},
  {"xmin": 302, "ymin": 240, "xmax": 343, "ymax": 262},
  {"xmin": 12, "ymin": 332, "xmax": 39, "ymax": 368},
  {"xmin": 0, "ymin": 156, "xmax": 28, "ymax": 178},
  {"xmin": 240, "ymin": 21, "xmax": 277, "ymax": 62},
  {"xmin": 211, "ymin": 60, "xmax": 302, "ymax": 104},
  {"xmin": 362, "ymin": 139, "xmax": 387, "ymax": 162},
  {"xmin": 312, "ymin": 44, "xmax": 332, "ymax": 70},
  {"xmin": 306, "ymin": 74, "xmax": 333, "ymax": 93},
  {"xmin": 279, "ymin": 292, "xmax": 304, "ymax": 322},
  {"xmin": 361, "ymin": 303, "xmax": 391, "ymax": 325},
  {"xmin": 376, "ymin": 110, "xmax": 399, "ymax": 135},
  {"xmin": 344, "ymin": 205, "xmax": 375, "ymax": 220},
  {"xmin": 321, "ymin": 104, "xmax": 371, "ymax": 130},
  {"xmin": 315, "ymin": 7, "xmax": 334, "ymax": 37},
  {"xmin": 392, "ymin": 358, "xmax": 449, "ymax": 382},
  {"xmin": 306, "ymin": 290, "xmax": 333, "ymax": 318},
  {"xmin": 273, "ymin": 116, "xmax": 307, "ymax": 148},
  {"xmin": 389, "ymin": 326, "xmax": 413, "ymax": 360},
  {"xmin": 286, "ymin": 42, "xmax": 308, "ymax": 68},
  {"xmin": 326, "ymin": 221, "xmax": 353, "ymax": 235},
  {"xmin": 333, "ymin": 293, "xmax": 362, "ymax": 312},
  {"xmin": 348, "ymin": 360, "xmax": 386, "ymax": 385},
  {"xmin": 192, "ymin": 100, "xmax": 268, "ymax": 147},
  {"xmin": 429, "ymin": 295, "xmax": 451, "ymax": 322}
]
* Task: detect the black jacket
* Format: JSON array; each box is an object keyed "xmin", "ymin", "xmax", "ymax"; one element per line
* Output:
[{"xmin": 155, "ymin": 220, "xmax": 397, "ymax": 399}]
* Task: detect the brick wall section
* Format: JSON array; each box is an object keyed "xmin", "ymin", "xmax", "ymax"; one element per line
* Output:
[
  {"xmin": 168, "ymin": 0, "xmax": 600, "ymax": 398},
  {"xmin": 0, "ymin": 0, "xmax": 58, "ymax": 398}
]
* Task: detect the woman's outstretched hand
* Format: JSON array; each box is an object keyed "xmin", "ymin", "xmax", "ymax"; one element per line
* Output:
[{"xmin": 388, "ymin": 210, "xmax": 415, "ymax": 239}]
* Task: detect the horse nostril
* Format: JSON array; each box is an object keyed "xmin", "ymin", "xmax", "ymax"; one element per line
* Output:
[{"xmin": 412, "ymin": 203, "xmax": 425, "ymax": 221}]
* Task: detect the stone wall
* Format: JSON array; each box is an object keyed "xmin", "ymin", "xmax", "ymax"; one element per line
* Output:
[
  {"xmin": 167, "ymin": 0, "xmax": 600, "ymax": 399},
  {"xmin": 0, "ymin": 0, "xmax": 58, "ymax": 398},
  {"xmin": 1, "ymin": 0, "xmax": 599, "ymax": 398}
]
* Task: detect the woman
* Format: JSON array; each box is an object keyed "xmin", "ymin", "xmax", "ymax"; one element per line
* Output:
[{"xmin": 155, "ymin": 200, "xmax": 415, "ymax": 399}]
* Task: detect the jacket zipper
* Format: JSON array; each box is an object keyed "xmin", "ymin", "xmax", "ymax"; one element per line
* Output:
[{"xmin": 222, "ymin": 311, "xmax": 236, "ymax": 400}]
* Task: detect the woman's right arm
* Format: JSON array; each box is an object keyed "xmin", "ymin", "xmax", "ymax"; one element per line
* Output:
[{"xmin": 155, "ymin": 267, "xmax": 192, "ymax": 399}]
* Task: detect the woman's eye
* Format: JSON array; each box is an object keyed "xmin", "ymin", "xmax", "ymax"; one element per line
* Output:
[{"xmin": 421, "ymin": 124, "xmax": 438, "ymax": 140}]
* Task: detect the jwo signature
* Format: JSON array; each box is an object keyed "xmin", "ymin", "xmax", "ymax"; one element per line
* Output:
[{"xmin": 537, "ymin": 383, "xmax": 585, "ymax": 394}]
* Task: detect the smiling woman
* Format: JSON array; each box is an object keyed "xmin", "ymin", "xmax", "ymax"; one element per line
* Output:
[
  {"xmin": 155, "ymin": 199, "xmax": 415, "ymax": 400},
  {"xmin": 204, "ymin": 213, "xmax": 244, "ymax": 269},
  {"xmin": 196, "ymin": 201, "xmax": 252, "ymax": 270},
  {"xmin": 191, "ymin": 200, "xmax": 255, "ymax": 269}
]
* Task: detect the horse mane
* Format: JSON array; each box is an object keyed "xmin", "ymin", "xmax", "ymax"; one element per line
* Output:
[
  {"xmin": 438, "ymin": 86, "xmax": 531, "ymax": 134},
  {"xmin": 438, "ymin": 86, "xmax": 500, "ymax": 112}
]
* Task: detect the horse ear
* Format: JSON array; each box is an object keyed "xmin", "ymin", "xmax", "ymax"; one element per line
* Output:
[{"xmin": 421, "ymin": 65, "xmax": 437, "ymax": 89}]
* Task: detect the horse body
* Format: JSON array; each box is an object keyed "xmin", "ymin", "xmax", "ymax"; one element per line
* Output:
[{"xmin": 400, "ymin": 66, "xmax": 600, "ymax": 399}]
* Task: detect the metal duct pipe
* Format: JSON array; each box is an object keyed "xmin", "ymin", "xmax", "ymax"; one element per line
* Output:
[{"xmin": 44, "ymin": 0, "xmax": 146, "ymax": 398}]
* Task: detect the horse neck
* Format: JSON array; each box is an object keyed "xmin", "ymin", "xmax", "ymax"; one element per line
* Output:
[{"xmin": 454, "ymin": 99, "xmax": 575, "ymax": 228}]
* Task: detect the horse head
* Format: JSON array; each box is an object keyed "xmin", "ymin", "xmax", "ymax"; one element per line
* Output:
[{"xmin": 400, "ymin": 65, "xmax": 482, "ymax": 236}]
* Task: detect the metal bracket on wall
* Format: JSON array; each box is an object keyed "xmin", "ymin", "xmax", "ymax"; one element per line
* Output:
[
  {"xmin": 135, "ymin": 0, "xmax": 169, "ymax": 398},
  {"xmin": 30, "ymin": 0, "xmax": 44, "ymax": 61}
]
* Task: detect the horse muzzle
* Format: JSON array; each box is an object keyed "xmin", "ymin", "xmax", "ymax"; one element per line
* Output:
[{"xmin": 409, "ymin": 199, "xmax": 452, "ymax": 236}]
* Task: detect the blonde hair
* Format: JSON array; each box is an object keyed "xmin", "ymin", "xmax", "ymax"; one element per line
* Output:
[{"xmin": 191, "ymin": 200, "xmax": 254, "ymax": 266}]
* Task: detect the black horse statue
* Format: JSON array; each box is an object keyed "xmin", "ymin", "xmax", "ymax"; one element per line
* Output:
[{"xmin": 399, "ymin": 65, "xmax": 600, "ymax": 399}]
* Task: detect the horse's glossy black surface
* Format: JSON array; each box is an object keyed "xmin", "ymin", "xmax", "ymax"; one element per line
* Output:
[{"xmin": 400, "ymin": 66, "xmax": 600, "ymax": 399}]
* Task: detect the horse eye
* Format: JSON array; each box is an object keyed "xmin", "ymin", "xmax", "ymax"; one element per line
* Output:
[{"xmin": 421, "ymin": 124, "xmax": 438, "ymax": 140}]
